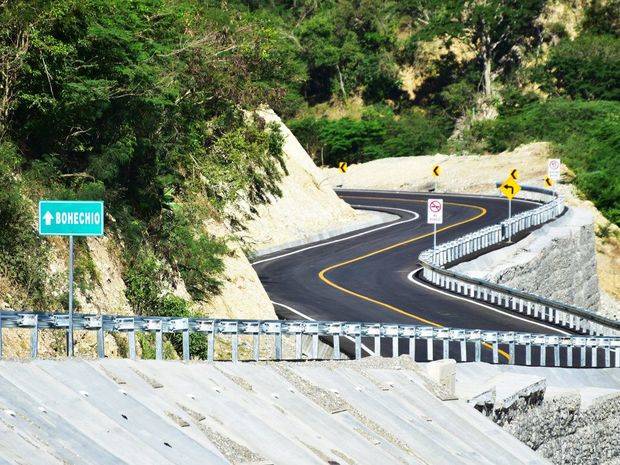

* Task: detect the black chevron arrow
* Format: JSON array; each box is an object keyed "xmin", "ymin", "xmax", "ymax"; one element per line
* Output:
[
  {"xmin": 510, "ymin": 169, "xmax": 518, "ymax": 179},
  {"xmin": 433, "ymin": 166, "xmax": 440, "ymax": 176}
]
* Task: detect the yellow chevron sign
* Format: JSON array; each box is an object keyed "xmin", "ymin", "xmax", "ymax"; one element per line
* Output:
[
  {"xmin": 509, "ymin": 168, "xmax": 519, "ymax": 180},
  {"xmin": 500, "ymin": 177, "xmax": 521, "ymax": 200},
  {"xmin": 432, "ymin": 165, "xmax": 442, "ymax": 177},
  {"xmin": 338, "ymin": 162, "xmax": 348, "ymax": 173},
  {"xmin": 544, "ymin": 176, "xmax": 554, "ymax": 187}
]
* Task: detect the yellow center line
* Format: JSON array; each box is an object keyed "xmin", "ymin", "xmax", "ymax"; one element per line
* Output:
[{"xmin": 319, "ymin": 195, "xmax": 511, "ymax": 361}]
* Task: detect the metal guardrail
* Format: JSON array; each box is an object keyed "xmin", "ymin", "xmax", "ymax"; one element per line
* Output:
[
  {"xmin": 418, "ymin": 185, "xmax": 620, "ymax": 337},
  {"xmin": 1, "ymin": 310, "xmax": 619, "ymax": 368}
]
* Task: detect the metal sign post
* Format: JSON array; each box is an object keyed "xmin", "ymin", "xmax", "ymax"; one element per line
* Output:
[
  {"xmin": 427, "ymin": 198, "xmax": 444, "ymax": 260},
  {"xmin": 39, "ymin": 200, "xmax": 104, "ymax": 356},
  {"xmin": 68, "ymin": 235, "xmax": 74, "ymax": 355},
  {"xmin": 508, "ymin": 198, "xmax": 512, "ymax": 242}
]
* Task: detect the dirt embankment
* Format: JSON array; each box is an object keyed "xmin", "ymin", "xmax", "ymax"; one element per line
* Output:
[{"xmin": 321, "ymin": 142, "xmax": 619, "ymax": 318}]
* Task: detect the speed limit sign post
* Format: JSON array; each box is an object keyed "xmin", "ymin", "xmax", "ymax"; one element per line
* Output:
[
  {"xmin": 548, "ymin": 159, "xmax": 561, "ymax": 194},
  {"xmin": 427, "ymin": 198, "xmax": 444, "ymax": 259}
]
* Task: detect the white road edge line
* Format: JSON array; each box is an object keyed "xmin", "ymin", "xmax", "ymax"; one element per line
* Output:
[
  {"xmin": 252, "ymin": 205, "xmax": 420, "ymax": 265},
  {"xmin": 406, "ymin": 268, "xmax": 571, "ymax": 335},
  {"xmin": 271, "ymin": 300, "xmax": 376, "ymax": 356}
]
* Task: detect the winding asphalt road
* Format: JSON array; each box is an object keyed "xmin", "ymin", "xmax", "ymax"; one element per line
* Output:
[{"xmin": 253, "ymin": 190, "xmax": 571, "ymax": 364}]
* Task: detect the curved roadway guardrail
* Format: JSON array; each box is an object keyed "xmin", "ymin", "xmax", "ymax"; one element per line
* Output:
[
  {"xmin": 0, "ymin": 309, "xmax": 619, "ymax": 368},
  {"xmin": 2, "ymin": 186, "xmax": 619, "ymax": 368},
  {"xmin": 418, "ymin": 185, "xmax": 620, "ymax": 339}
]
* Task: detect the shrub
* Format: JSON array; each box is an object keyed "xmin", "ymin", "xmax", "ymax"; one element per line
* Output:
[
  {"xmin": 289, "ymin": 108, "xmax": 451, "ymax": 166},
  {"xmin": 0, "ymin": 143, "xmax": 53, "ymax": 308},
  {"xmin": 543, "ymin": 35, "xmax": 620, "ymax": 101}
]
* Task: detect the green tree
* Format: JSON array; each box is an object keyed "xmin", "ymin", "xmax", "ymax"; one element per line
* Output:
[{"xmin": 401, "ymin": 0, "xmax": 546, "ymax": 97}]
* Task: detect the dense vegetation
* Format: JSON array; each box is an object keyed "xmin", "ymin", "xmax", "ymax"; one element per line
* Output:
[
  {"xmin": 0, "ymin": 1, "xmax": 293, "ymax": 346},
  {"xmin": 257, "ymin": 0, "xmax": 618, "ymax": 225},
  {"xmin": 0, "ymin": 0, "xmax": 618, "ymax": 353},
  {"xmin": 465, "ymin": 99, "xmax": 620, "ymax": 223}
]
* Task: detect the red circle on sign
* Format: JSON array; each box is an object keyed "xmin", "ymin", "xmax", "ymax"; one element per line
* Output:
[
  {"xmin": 549, "ymin": 160, "xmax": 559, "ymax": 169},
  {"xmin": 429, "ymin": 201, "xmax": 442, "ymax": 212}
]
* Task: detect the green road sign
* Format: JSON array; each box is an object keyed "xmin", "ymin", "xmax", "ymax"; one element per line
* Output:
[{"xmin": 39, "ymin": 200, "xmax": 104, "ymax": 236}]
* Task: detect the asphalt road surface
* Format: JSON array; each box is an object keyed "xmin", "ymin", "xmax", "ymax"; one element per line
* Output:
[{"xmin": 253, "ymin": 190, "xmax": 589, "ymax": 366}]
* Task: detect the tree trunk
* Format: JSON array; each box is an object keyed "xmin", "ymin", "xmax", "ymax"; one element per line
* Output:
[
  {"xmin": 336, "ymin": 63, "xmax": 346, "ymax": 101},
  {"xmin": 483, "ymin": 54, "xmax": 492, "ymax": 97},
  {"xmin": 482, "ymin": 34, "xmax": 493, "ymax": 97}
]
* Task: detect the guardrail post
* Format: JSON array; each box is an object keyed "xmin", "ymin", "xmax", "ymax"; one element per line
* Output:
[
  {"xmin": 427, "ymin": 338, "xmax": 434, "ymax": 360},
  {"xmin": 580, "ymin": 345, "xmax": 586, "ymax": 367},
  {"xmin": 525, "ymin": 342, "xmax": 532, "ymax": 366},
  {"xmin": 332, "ymin": 335, "xmax": 340, "ymax": 360},
  {"xmin": 207, "ymin": 320, "xmax": 216, "ymax": 362},
  {"xmin": 128, "ymin": 330, "xmax": 136, "ymax": 360},
  {"xmin": 567, "ymin": 344, "xmax": 573, "ymax": 367},
  {"xmin": 475, "ymin": 340, "xmax": 481, "ymax": 362},
  {"xmin": 295, "ymin": 332, "xmax": 302, "ymax": 359},
  {"xmin": 355, "ymin": 333, "xmax": 362, "ymax": 360},
  {"xmin": 98, "ymin": 326, "xmax": 105, "ymax": 359},
  {"xmin": 231, "ymin": 332, "xmax": 238, "ymax": 363},
  {"xmin": 604, "ymin": 343, "xmax": 611, "ymax": 368},
  {"xmin": 509, "ymin": 341, "xmax": 515, "ymax": 364},
  {"xmin": 554, "ymin": 344, "xmax": 560, "ymax": 367},
  {"xmin": 275, "ymin": 331, "xmax": 283, "ymax": 361},
  {"xmin": 591, "ymin": 344, "xmax": 597, "ymax": 368},
  {"xmin": 155, "ymin": 329, "xmax": 163, "ymax": 360},
  {"xmin": 31, "ymin": 319, "xmax": 38, "ymax": 358},
  {"xmin": 253, "ymin": 331, "xmax": 260, "ymax": 361},
  {"xmin": 540, "ymin": 342, "xmax": 546, "ymax": 366}
]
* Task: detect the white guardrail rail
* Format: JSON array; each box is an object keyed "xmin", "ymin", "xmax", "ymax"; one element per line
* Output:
[
  {"xmin": 419, "ymin": 184, "xmax": 620, "ymax": 340},
  {"xmin": 2, "ymin": 186, "xmax": 619, "ymax": 368}
]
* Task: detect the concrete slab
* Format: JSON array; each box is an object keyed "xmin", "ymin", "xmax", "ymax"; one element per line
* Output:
[{"xmin": 0, "ymin": 359, "xmax": 551, "ymax": 465}]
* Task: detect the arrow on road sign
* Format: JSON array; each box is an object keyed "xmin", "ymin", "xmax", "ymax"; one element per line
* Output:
[
  {"xmin": 544, "ymin": 176, "xmax": 554, "ymax": 187},
  {"xmin": 338, "ymin": 162, "xmax": 348, "ymax": 173},
  {"xmin": 510, "ymin": 168, "xmax": 519, "ymax": 180},
  {"xmin": 43, "ymin": 211, "xmax": 53, "ymax": 226},
  {"xmin": 499, "ymin": 177, "xmax": 521, "ymax": 200},
  {"xmin": 432, "ymin": 165, "xmax": 441, "ymax": 177}
]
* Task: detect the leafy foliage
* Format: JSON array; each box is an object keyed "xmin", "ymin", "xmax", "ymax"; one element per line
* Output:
[
  {"xmin": 0, "ymin": 0, "xmax": 292, "ymax": 314},
  {"xmin": 464, "ymin": 99, "xmax": 620, "ymax": 224},
  {"xmin": 290, "ymin": 107, "xmax": 451, "ymax": 166},
  {"xmin": 543, "ymin": 35, "xmax": 620, "ymax": 101},
  {"xmin": 399, "ymin": 0, "xmax": 546, "ymax": 96}
]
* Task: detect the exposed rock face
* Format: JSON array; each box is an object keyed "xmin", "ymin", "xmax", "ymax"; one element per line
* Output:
[
  {"xmin": 452, "ymin": 207, "xmax": 601, "ymax": 311},
  {"xmin": 503, "ymin": 390, "xmax": 620, "ymax": 465}
]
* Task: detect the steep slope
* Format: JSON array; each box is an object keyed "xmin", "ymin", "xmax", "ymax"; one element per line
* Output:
[{"xmin": 242, "ymin": 108, "xmax": 376, "ymax": 256}]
